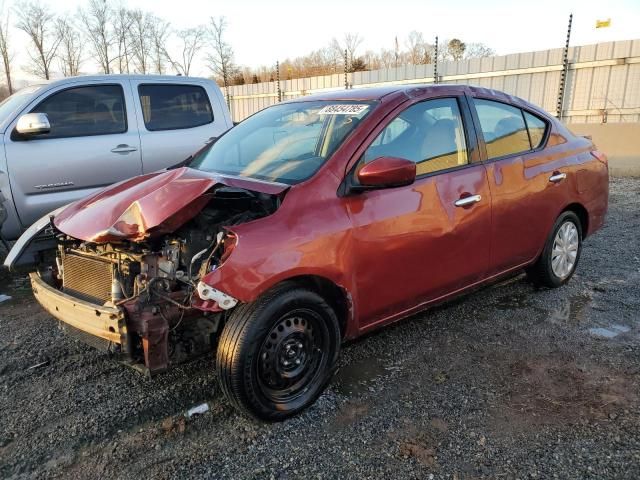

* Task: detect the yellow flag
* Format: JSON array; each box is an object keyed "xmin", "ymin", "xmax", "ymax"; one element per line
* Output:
[{"xmin": 596, "ymin": 18, "xmax": 611, "ymax": 28}]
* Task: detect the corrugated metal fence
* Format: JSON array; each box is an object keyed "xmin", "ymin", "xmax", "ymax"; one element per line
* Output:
[{"xmin": 228, "ymin": 39, "xmax": 640, "ymax": 124}]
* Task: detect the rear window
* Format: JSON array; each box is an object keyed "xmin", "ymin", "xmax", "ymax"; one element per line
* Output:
[
  {"xmin": 474, "ymin": 99, "xmax": 531, "ymax": 160},
  {"xmin": 138, "ymin": 84, "xmax": 213, "ymax": 131}
]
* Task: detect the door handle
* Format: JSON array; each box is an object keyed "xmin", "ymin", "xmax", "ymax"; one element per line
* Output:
[
  {"xmin": 454, "ymin": 194, "xmax": 482, "ymax": 207},
  {"xmin": 204, "ymin": 136, "xmax": 217, "ymax": 145},
  {"xmin": 549, "ymin": 172, "xmax": 567, "ymax": 183},
  {"xmin": 111, "ymin": 144, "xmax": 138, "ymax": 154}
]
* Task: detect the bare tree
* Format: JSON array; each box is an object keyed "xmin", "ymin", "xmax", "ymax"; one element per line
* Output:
[
  {"xmin": 80, "ymin": 0, "xmax": 115, "ymax": 74},
  {"xmin": 331, "ymin": 32, "xmax": 363, "ymax": 69},
  {"xmin": 112, "ymin": 6, "xmax": 132, "ymax": 74},
  {"xmin": 149, "ymin": 16, "xmax": 169, "ymax": 74},
  {"xmin": 405, "ymin": 31, "xmax": 432, "ymax": 65},
  {"xmin": 206, "ymin": 16, "xmax": 235, "ymax": 93},
  {"xmin": 15, "ymin": 1, "xmax": 61, "ymax": 79},
  {"xmin": 56, "ymin": 18, "xmax": 82, "ymax": 76},
  {"xmin": 446, "ymin": 38, "xmax": 466, "ymax": 61},
  {"xmin": 0, "ymin": 1, "xmax": 13, "ymax": 94},
  {"xmin": 166, "ymin": 26, "xmax": 205, "ymax": 76},
  {"xmin": 464, "ymin": 42, "xmax": 494, "ymax": 59},
  {"xmin": 128, "ymin": 9, "xmax": 152, "ymax": 74}
]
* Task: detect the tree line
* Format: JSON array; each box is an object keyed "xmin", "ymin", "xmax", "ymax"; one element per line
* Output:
[{"xmin": 0, "ymin": 0, "xmax": 495, "ymax": 100}]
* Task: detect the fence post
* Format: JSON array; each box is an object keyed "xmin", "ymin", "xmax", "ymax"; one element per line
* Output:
[
  {"xmin": 556, "ymin": 13, "xmax": 573, "ymax": 120},
  {"xmin": 434, "ymin": 36, "xmax": 439, "ymax": 84},
  {"xmin": 276, "ymin": 61, "xmax": 282, "ymax": 102},
  {"xmin": 344, "ymin": 49, "xmax": 349, "ymax": 89}
]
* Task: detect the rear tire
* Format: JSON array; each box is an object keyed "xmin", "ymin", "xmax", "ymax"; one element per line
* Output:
[
  {"xmin": 526, "ymin": 211, "xmax": 582, "ymax": 288},
  {"xmin": 216, "ymin": 283, "xmax": 341, "ymax": 421}
]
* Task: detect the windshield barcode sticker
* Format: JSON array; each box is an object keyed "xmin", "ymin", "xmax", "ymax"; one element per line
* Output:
[{"xmin": 318, "ymin": 104, "xmax": 368, "ymax": 115}]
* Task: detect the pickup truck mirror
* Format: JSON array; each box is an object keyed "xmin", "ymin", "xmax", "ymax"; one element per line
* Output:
[{"xmin": 16, "ymin": 113, "xmax": 51, "ymax": 136}]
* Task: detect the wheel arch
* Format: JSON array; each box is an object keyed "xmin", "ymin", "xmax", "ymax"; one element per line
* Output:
[
  {"xmin": 562, "ymin": 202, "xmax": 589, "ymax": 238},
  {"xmin": 267, "ymin": 275, "xmax": 352, "ymax": 339}
]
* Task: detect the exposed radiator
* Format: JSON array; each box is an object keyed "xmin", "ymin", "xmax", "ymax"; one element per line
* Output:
[{"xmin": 62, "ymin": 253, "xmax": 113, "ymax": 305}]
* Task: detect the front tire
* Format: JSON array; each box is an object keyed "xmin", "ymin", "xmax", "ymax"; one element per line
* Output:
[
  {"xmin": 216, "ymin": 283, "xmax": 341, "ymax": 421},
  {"xmin": 526, "ymin": 211, "xmax": 583, "ymax": 288}
]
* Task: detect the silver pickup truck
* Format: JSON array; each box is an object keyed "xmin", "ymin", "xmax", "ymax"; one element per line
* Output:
[{"xmin": 0, "ymin": 75, "xmax": 233, "ymax": 243}]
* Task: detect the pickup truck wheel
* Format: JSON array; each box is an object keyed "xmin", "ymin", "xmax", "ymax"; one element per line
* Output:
[
  {"xmin": 526, "ymin": 211, "xmax": 582, "ymax": 288},
  {"xmin": 216, "ymin": 284, "xmax": 340, "ymax": 421}
]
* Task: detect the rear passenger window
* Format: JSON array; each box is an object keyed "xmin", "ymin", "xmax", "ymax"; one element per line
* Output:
[
  {"xmin": 474, "ymin": 99, "xmax": 530, "ymax": 159},
  {"xmin": 524, "ymin": 111, "xmax": 547, "ymax": 149},
  {"xmin": 138, "ymin": 84, "xmax": 213, "ymax": 131},
  {"xmin": 31, "ymin": 85, "xmax": 126, "ymax": 139},
  {"xmin": 364, "ymin": 98, "xmax": 468, "ymax": 176}
]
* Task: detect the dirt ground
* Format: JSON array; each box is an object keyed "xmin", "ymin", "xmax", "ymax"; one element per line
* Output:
[{"xmin": 1, "ymin": 178, "xmax": 639, "ymax": 479}]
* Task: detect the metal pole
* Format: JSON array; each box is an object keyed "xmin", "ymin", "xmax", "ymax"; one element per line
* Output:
[
  {"xmin": 276, "ymin": 61, "xmax": 281, "ymax": 102},
  {"xmin": 434, "ymin": 36, "xmax": 438, "ymax": 84},
  {"xmin": 556, "ymin": 13, "xmax": 573, "ymax": 120},
  {"xmin": 223, "ymin": 69, "xmax": 230, "ymax": 110},
  {"xmin": 344, "ymin": 49, "xmax": 349, "ymax": 89}
]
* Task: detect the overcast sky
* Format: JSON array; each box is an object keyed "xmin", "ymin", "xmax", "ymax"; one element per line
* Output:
[{"xmin": 4, "ymin": 0, "xmax": 640, "ymax": 82}]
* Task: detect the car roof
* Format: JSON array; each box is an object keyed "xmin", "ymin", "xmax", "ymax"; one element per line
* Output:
[
  {"xmin": 286, "ymin": 84, "xmax": 464, "ymax": 102},
  {"xmin": 287, "ymin": 84, "xmax": 548, "ymax": 117}
]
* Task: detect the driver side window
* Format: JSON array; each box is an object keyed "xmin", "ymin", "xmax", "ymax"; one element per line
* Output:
[{"xmin": 364, "ymin": 98, "xmax": 468, "ymax": 175}]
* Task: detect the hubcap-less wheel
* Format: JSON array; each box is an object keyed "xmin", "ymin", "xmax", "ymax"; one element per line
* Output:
[
  {"xmin": 257, "ymin": 310, "xmax": 327, "ymax": 403},
  {"xmin": 551, "ymin": 221, "xmax": 579, "ymax": 279}
]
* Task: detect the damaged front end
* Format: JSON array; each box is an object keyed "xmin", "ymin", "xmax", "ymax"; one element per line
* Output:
[{"xmin": 13, "ymin": 168, "xmax": 285, "ymax": 374}]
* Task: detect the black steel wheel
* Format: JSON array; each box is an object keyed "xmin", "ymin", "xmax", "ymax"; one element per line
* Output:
[{"xmin": 216, "ymin": 283, "xmax": 340, "ymax": 421}]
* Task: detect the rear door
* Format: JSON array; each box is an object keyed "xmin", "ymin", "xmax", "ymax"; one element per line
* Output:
[
  {"xmin": 130, "ymin": 81, "xmax": 230, "ymax": 172},
  {"xmin": 4, "ymin": 81, "xmax": 142, "ymax": 228},
  {"xmin": 469, "ymin": 95, "xmax": 564, "ymax": 274},
  {"xmin": 345, "ymin": 94, "xmax": 492, "ymax": 329}
]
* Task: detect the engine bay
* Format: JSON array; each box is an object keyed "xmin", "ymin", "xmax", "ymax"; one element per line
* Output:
[{"xmin": 37, "ymin": 185, "xmax": 282, "ymax": 373}]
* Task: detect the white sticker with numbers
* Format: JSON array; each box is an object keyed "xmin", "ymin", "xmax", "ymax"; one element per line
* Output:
[{"xmin": 318, "ymin": 104, "xmax": 369, "ymax": 115}]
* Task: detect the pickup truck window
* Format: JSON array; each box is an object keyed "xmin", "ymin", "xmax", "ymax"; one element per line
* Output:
[
  {"xmin": 30, "ymin": 85, "xmax": 127, "ymax": 139},
  {"xmin": 138, "ymin": 84, "xmax": 213, "ymax": 131}
]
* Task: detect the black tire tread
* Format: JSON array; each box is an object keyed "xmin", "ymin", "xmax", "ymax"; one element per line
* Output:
[{"xmin": 526, "ymin": 211, "xmax": 582, "ymax": 288}]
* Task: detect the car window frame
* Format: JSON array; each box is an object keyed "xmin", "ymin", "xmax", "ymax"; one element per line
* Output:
[
  {"xmin": 522, "ymin": 109, "xmax": 549, "ymax": 151},
  {"xmin": 356, "ymin": 94, "xmax": 480, "ymax": 183},
  {"xmin": 137, "ymin": 83, "xmax": 215, "ymax": 132},
  {"xmin": 19, "ymin": 83, "xmax": 129, "ymax": 141},
  {"xmin": 468, "ymin": 95, "xmax": 551, "ymax": 163}
]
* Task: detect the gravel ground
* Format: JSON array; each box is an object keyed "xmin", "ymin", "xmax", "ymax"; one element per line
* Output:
[{"xmin": 1, "ymin": 177, "xmax": 639, "ymax": 479}]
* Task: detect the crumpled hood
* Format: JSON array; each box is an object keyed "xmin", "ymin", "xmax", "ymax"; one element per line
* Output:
[{"xmin": 54, "ymin": 167, "xmax": 288, "ymax": 243}]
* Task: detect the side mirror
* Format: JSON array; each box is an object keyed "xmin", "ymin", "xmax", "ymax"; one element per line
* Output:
[
  {"xmin": 16, "ymin": 113, "xmax": 51, "ymax": 136},
  {"xmin": 355, "ymin": 156, "xmax": 416, "ymax": 190}
]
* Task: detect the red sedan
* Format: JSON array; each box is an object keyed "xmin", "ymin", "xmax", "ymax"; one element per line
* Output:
[{"xmin": 7, "ymin": 85, "xmax": 609, "ymax": 420}]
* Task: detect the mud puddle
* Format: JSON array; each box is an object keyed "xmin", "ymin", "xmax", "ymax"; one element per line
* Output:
[{"xmin": 333, "ymin": 355, "xmax": 397, "ymax": 396}]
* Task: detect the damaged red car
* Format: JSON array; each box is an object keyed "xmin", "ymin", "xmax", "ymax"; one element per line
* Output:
[{"xmin": 5, "ymin": 85, "xmax": 608, "ymax": 420}]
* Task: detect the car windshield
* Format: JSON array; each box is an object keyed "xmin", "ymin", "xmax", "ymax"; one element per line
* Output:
[
  {"xmin": 0, "ymin": 84, "xmax": 44, "ymax": 122},
  {"xmin": 190, "ymin": 100, "xmax": 374, "ymax": 184}
]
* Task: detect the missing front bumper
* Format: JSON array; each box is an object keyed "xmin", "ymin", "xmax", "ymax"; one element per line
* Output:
[{"xmin": 29, "ymin": 272, "xmax": 127, "ymax": 346}]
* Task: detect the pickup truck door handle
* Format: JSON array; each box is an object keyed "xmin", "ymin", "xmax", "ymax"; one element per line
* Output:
[
  {"xmin": 454, "ymin": 194, "xmax": 482, "ymax": 207},
  {"xmin": 549, "ymin": 172, "xmax": 567, "ymax": 183},
  {"xmin": 111, "ymin": 144, "xmax": 138, "ymax": 154},
  {"xmin": 204, "ymin": 136, "xmax": 217, "ymax": 145}
]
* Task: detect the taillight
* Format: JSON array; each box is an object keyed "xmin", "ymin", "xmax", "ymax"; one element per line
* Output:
[{"xmin": 591, "ymin": 150, "xmax": 608, "ymax": 165}]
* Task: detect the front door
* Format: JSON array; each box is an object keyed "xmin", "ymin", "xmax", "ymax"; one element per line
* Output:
[
  {"xmin": 345, "ymin": 96, "xmax": 492, "ymax": 329},
  {"xmin": 4, "ymin": 82, "xmax": 142, "ymax": 228}
]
